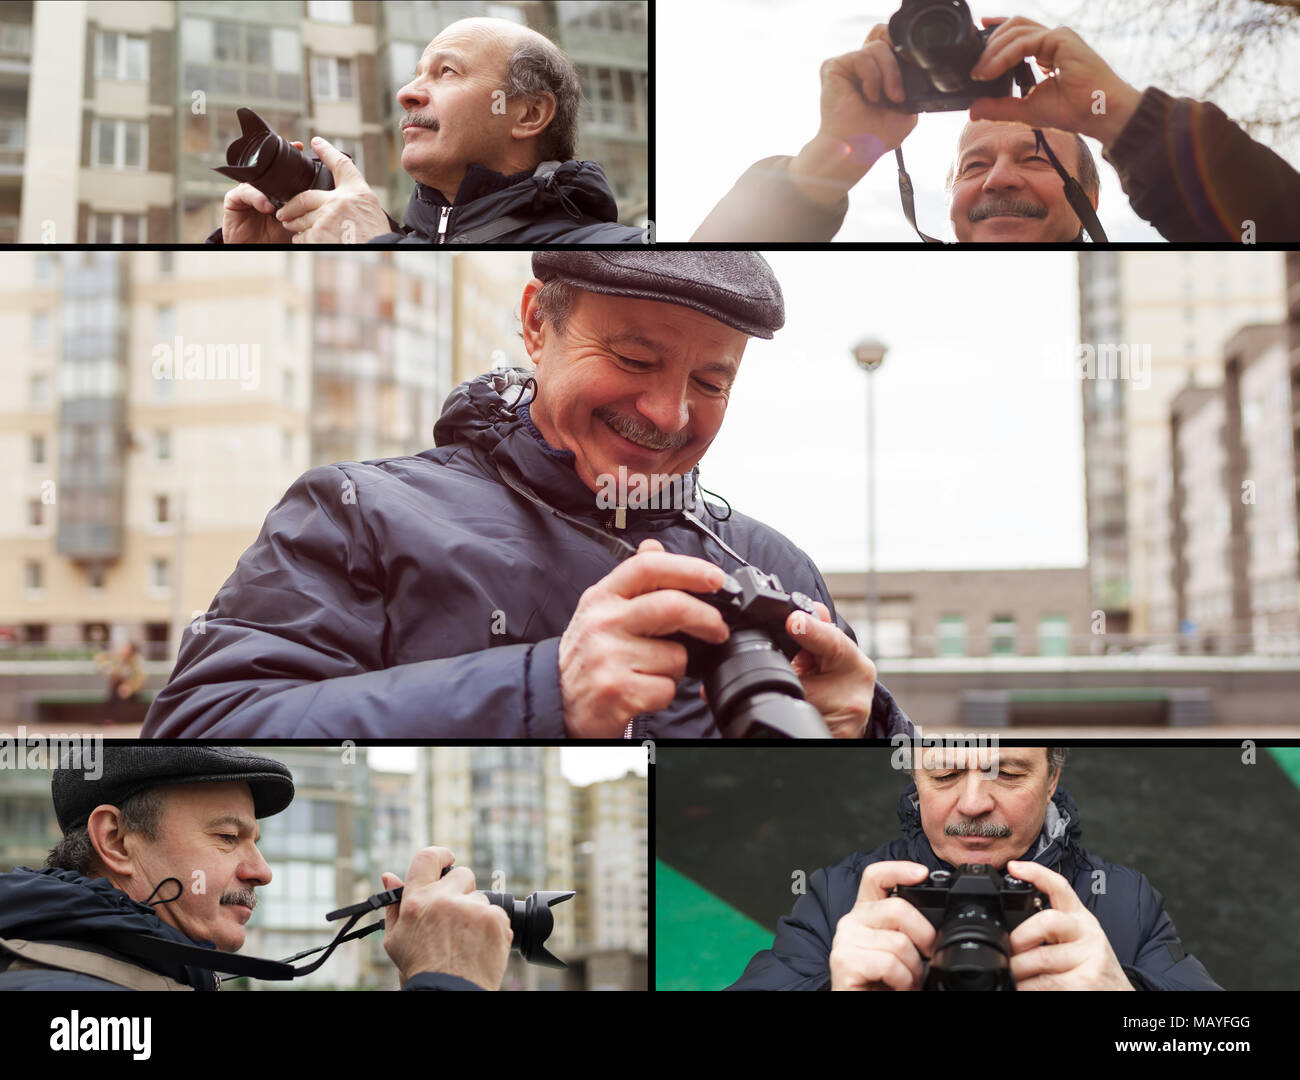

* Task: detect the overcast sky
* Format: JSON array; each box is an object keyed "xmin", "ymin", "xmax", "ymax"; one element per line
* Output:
[
  {"xmin": 656, "ymin": 0, "xmax": 1300, "ymax": 241},
  {"xmin": 696, "ymin": 250, "xmax": 1087, "ymax": 573}
]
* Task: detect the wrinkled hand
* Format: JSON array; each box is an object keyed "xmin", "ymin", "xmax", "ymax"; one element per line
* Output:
[
  {"xmin": 381, "ymin": 846, "xmax": 513, "ymax": 990},
  {"xmin": 786, "ymin": 600, "xmax": 877, "ymax": 738},
  {"xmin": 1006, "ymin": 860, "xmax": 1134, "ymax": 990},
  {"xmin": 969, "ymin": 17, "xmax": 1141, "ymax": 149},
  {"xmin": 277, "ymin": 137, "xmax": 391, "ymax": 244},
  {"xmin": 830, "ymin": 861, "xmax": 935, "ymax": 991},
  {"xmin": 221, "ymin": 138, "xmax": 305, "ymax": 244},
  {"xmin": 790, "ymin": 24, "xmax": 919, "ymax": 206},
  {"xmin": 560, "ymin": 538, "xmax": 729, "ymax": 738}
]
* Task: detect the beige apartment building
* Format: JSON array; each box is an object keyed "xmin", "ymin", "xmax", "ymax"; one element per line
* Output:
[
  {"xmin": 3, "ymin": 0, "xmax": 648, "ymax": 243},
  {"xmin": 1078, "ymin": 251, "xmax": 1287, "ymax": 636}
]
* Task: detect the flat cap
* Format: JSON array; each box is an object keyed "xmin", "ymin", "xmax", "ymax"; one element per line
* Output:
[
  {"xmin": 53, "ymin": 746, "xmax": 295, "ymax": 834},
  {"xmin": 532, "ymin": 250, "xmax": 785, "ymax": 339}
]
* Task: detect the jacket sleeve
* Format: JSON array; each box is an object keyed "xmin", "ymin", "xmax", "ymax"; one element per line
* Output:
[
  {"xmin": 726, "ymin": 866, "xmax": 840, "ymax": 990},
  {"xmin": 141, "ymin": 465, "xmax": 568, "ymax": 740},
  {"xmin": 1104, "ymin": 86, "xmax": 1300, "ymax": 242},
  {"xmin": 692, "ymin": 156, "xmax": 850, "ymax": 242},
  {"xmin": 1120, "ymin": 872, "xmax": 1222, "ymax": 991}
]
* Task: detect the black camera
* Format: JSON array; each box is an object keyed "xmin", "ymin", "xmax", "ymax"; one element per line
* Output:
[
  {"xmin": 214, "ymin": 107, "xmax": 335, "ymax": 208},
  {"xmin": 676, "ymin": 566, "xmax": 833, "ymax": 740},
  {"xmin": 886, "ymin": 0, "xmax": 1030, "ymax": 112},
  {"xmin": 892, "ymin": 864, "xmax": 1049, "ymax": 990}
]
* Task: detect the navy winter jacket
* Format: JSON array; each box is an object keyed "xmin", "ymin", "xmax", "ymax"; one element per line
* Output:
[
  {"xmin": 730, "ymin": 785, "xmax": 1221, "ymax": 990},
  {"xmin": 142, "ymin": 370, "xmax": 914, "ymax": 740}
]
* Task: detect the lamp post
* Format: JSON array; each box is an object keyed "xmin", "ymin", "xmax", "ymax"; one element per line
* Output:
[{"xmin": 852, "ymin": 338, "xmax": 887, "ymax": 659}]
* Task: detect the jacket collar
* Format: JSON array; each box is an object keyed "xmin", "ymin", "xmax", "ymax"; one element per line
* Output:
[{"xmin": 413, "ymin": 163, "xmax": 537, "ymax": 209}]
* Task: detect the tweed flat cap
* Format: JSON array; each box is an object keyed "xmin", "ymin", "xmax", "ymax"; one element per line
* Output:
[
  {"xmin": 532, "ymin": 250, "xmax": 785, "ymax": 338},
  {"xmin": 53, "ymin": 746, "xmax": 295, "ymax": 833}
]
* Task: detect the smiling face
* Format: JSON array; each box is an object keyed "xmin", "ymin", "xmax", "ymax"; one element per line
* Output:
[
  {"xmin": 913, "ymin": 748, "xmax": 1060, "ymax": 870},
  {"xmin": 949, "ymin": 121, "xmax": 1097, "ymax": 242},
  {"xmin": 394, "ymin": 18, "xmax": 549, "ymax": 199},
  {"xmin": 521, "ymin": 281, "xmax": 750, "ymax": 496},
  {"xmin": 104, "ymin": 782, "xmax": 271, "ymax": 952}
]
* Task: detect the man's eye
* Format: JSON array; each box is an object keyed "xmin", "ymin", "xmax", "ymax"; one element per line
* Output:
[
  {"xmin": 219, "ymin": 834, "xmax": 238, "ymax": 843},
  {"xmin": 616, "ymin": 355, "xmax": 651, "ymax": 370},
  {"xmin": 440, "ymin": 66, "xmax": 456, "ymax": 76}
]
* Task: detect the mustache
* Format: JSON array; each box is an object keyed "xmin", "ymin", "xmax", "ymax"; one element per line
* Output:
[
  {"xmin": 594, "ymin": 405, "xmax": 692, "ymax": 452},
  {"xmin": 399, "ymin": 110, "xmax": 440, "ymax": 134},
  {"xmin": 968, "ymin": 197, "xmax": 1048, "ymax": 223},
  {"xmin": 944, "ymin": 819, "xmax": 1014, "ymax": 839},
  {"xmin": 220, "ymin": 888, "xmax": 258, "ymax": 910}
]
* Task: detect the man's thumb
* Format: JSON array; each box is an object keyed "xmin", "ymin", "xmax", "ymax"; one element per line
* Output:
[{"xmin": 312, "ymin": 136, "xmax": 361, "ymax": 184}]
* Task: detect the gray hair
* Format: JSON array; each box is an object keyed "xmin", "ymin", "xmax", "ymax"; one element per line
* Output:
[
  {"xmin": 533, "ymin": 277, "xmax": 579, "ymax": 336},
  {"xmin": 505, "ymin": 38, "xmax": 580, "ymax": 163},
  {"xmin": 945, "ymin": 133, "xmax": 1100, "ymax": 198},
  {"xmin": 45, "ymin": 787, "xmax": 166, "ymax": 877}
]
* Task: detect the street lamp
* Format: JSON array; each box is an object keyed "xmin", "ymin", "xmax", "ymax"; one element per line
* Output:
[{"xmin": 852, "ymin": 339, "xmax": 887, "ymax": 659}]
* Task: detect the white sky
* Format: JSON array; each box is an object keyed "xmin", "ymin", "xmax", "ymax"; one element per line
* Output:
[
  {"xmin": 367, "ymin": 747, "xmax": 648, "ymax": 786},
  {"xmin": 697, "ymin": 250, "xmax": 1087, "ymax": 572},
  {"xmin": 656, "ymin": 0, "xmax": 1300, "ymax": 241}
]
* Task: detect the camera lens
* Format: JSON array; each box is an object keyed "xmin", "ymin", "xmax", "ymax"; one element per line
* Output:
[{"xmin": 911, "ymin": 10, "xmax": 960, "ymax": 48}]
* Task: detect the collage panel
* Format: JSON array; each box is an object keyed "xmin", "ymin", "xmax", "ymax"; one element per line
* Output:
[{"xmin": 0, "ymin": 741, "xmax": 647, "ymax": 991}]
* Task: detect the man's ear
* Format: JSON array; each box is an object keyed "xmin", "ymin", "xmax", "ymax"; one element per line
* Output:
[
  {"xmin": 520, "ymin": 278, "xmax": 548, "ymax": 360},
  {"xmin": 510, "ymin": 92, "xmax": 558, "ymax": 146},
  {"xmin": 86, "ymin": 804, "xmax": 135, "ymax": 879}
]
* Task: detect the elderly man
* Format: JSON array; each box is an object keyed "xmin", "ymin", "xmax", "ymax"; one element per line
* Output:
[
  {"xmin": 730, "ymin": 746, "xmax": 1220, "ymax": 990},
  {"xmin": 694, "ymin": 16, "xmax": 1300, "ymax": 243},
  {"xmin": 142, "ymin": 251, "xmax": 913, "ymax": 741},
  {"xmin": 218, "ymin": 17, "xmax": 642, "ymax": 245},
  {"xmin": 0, "ymin": 747, "xmax": 512, "ymax": 991}
]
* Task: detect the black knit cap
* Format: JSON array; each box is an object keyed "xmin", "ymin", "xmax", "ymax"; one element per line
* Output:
[
  {"xmin": 52, "ymin": 746, "xmax": 295, "ymax": 834},
  {"xmin": 532, "ymin": 250, "xmax": 785, "ymax": 339}
]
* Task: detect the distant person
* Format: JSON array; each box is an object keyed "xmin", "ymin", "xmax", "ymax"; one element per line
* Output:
[
  {"xmin": 694, "ymin": 17, "xmax": 1300, "ymax": 243},
  {"xmin": 216, "ymin": 18, "xmax": 643, "ymax": 245},
  {"xmin": 94, "ymin": 640, "xmax": 145, "ymax": 726}
]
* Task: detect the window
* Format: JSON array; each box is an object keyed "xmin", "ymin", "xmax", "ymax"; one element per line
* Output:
[
  {"xmin": 155, "ymin": 494, "xmax": 170, "ymax": 524},
  {"xmin": 30, "ymin": 373, "xmax": 49, "ymax": 406},
  {"xmin": 283, "ymin": 370, "xmax": 295, "ymax": 404},
  {"xmin": 88, "ymin": 565, "xmax": 105, "ymax": 590},
  {"xmin": 937, "ymin": 615, "xmax": 966, "ymax": 657},
  {"xmin": 30, "ymin": 434, "xmax": 45, "ymax": 465},
  {"xmin": 282, "ymin": 430, "xmax": 294, "ymax": 462},
  {"xmin": 97, "ymin": 30, "xmax": 148, "ymax": 82},
  {"xmin": 1037, "ymin": 615, "xmax": 1070, "ymax": 657},
  {"xmin": 324, "ymin": 136, "xmax": 363, "ymax": 175},
  {"xmin": 150, "ymin": 558, "xmax": 169, "ymax": 590},
  {"xmin": 91, "ymin": 119, "xmax": 147, "ymax": 169},
  {"xmin": 156, "ymin": 305, "xmax": 174, "ymax": 339},
  {"xmin": 87, "ymin": 213, "xmax": 148, "ymax": 244},
  {"xmin": 156, "ymin": 430, "xmax": 171, "ymax": 462},
  {"xmin": 308, "ymin": 1, "xmax": 354, "ymax": 23},
  {"xmin": 312, "ymin": 56, "xmax": 355, "ymax": 101},
  {"xmin": 28, "ymin": 499, "xmax": 43, "ymax": 527},
  {"xmin": 159, "ymin": 250, "xmax": 174, "ymax": 275},
  {"xmin": 24, "ymin": 561, "xmax": 43, "ymax": 592},
  {"xmin": 989, "ymin": 616, "xmax": 1017, "ymax": 656}
]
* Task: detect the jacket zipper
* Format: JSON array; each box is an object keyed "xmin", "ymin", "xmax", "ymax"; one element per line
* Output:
[{"xmin": 437, "ymin": 205, "xmax": 452, "ymax": 244}]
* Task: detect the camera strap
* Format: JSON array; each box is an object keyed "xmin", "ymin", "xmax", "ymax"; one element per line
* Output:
[{"xmin": 894, "ymin": 148, "xmax": 943, "ymax": 244}]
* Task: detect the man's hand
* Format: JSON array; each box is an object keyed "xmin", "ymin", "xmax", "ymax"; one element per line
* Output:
[
  {"xmin": 969, "ymin": 17, "xmax": 1142, "ymax": 150},
  {"xmin": 221, "ymin": 138, "xmax": 306, "ymax": 244},
  {"xmin": 559, "ymin": 538, "xmax": 729, "ymax": 738},
  {"xmin": 277, "ymin": 137, "xmax": 391, "ymax": 244},
  {"xmin": 830, "ymin": 861, "xmax": 935, "ymax": 991},
  {"xmin": 1006, "ymin": 859, "xmax": 1134, "ymax": 991},
  {"xmin": 381, "ymin": 846, "xmax": 513, "ymax": 991},
  {"xmin": 786, "ymin": 601, "xmax": 878, "ymax": 738},
  {"xmin": 789, "ymin": 25, "xmax": 919, "ymax": 207}
]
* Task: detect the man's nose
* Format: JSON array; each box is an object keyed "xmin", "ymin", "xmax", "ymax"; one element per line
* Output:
[
  {"xmin": 242, "ymin": 845, "xmax": 272, "ymax": 888},
  {"xmin": 397, "ymin": 78, "xmax": 429, "ymax": 113},
  {"xmin": 953, "ymin": 773, "xmax": 996, "ymax": 817},
  {"xmin": 981, "ymin": 154, "xmax": 1025, "ymax": 192},
  {"xmin": 636, "ymin": 381, "xmax": 690, "ymax": 434}
]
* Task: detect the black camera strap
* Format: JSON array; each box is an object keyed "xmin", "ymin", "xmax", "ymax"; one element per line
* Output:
[
  {"xmin": 895, "ymin": 147, "xmax": 944, "ymax": 244},
  {"xmin": 1032, "ymin": 127, "xmax": 1108, "ymax": 243}
]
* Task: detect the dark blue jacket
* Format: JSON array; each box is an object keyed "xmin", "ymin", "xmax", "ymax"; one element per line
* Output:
[
  {"xmin": 730, "ymin": 785, "xmax": 1221, "ymax": 990},
  {"xmin": 143, "ymin": 370, "xmax": 914, "ymax": 740},
  {"xmin": 372, "ymin": 160, "xmax": 645, "ymax": 244},
  {"xmin": 0, "ymin": 867, "xmax": 477, "ymax": 991}
]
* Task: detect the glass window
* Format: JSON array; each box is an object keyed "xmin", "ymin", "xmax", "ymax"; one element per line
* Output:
[
  {"xmin": 156, "ymin": 430, "xmax": 171, "ymax": 461},
  {"xmin": 151, "ymin": 558, "xmax": 168, "ymax": 589},
  {"xmin": 989, "ymin": 616, "xmax": 1017, "ymax": 656},
  {"xmin": 308, "ymin": 1, "xmax": 354, "ymax": 23},
  {"xmin": 30, "ymin": 373, "xmax": 49, "ymax": 406},
  {"xmin": 214, "ymin": 21, "xmax": 240, "ymax": 63},
  {"xmin": 272, "ymin": 29, "xmax": 300, "ymax": 73},
  {"xmin": 1037, "ymin": 615, "xmax": 1070, "ymax": 657},
  {"xmin": 182, "ymin": 18, "xmax": 213, "ymax": 64},
  {"xmin": 246, "ymin": 25, "xmax": 270, "ymax": 67},
  {"xmin": 937, "ymin": 615, "xmax": 965, "ymax": 657}
]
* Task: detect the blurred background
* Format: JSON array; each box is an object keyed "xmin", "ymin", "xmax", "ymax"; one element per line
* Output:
[
  {"xmin": 0, "ymin": 0, "xmax": 648, "ymax": 242},
  {"xmin": 657, "ymin": 0, "xmax": 1300, "ymax": 241},
  {"xmin": 655, "ymin": 745, "xmax": 1300, "ymax": 990},
  {"xmin": 1, "ymin": 248, "xmax": 1298, "ymax": 732},
  {"xmin": 0, "ymin": 744, "xmax": 649, "ymax": 989}
]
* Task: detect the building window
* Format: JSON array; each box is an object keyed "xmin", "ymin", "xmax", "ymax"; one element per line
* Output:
[
  {"xmin": 28, "ymin": 499, "xmax": 43, "ymax": 527},
  {"xmin": 324, "ymin": 136, "xmax": 363, "ymax": 175},
  {"xmin": 155, "ymin": 494, "xmax": 170, "ymax": 524},
  {"xmin": 283, "ymin": 370, "xmax": 295, "ymax": 404},
  {"xmin": 24, "ymin": 561, "xmax": 43, "ymax": 592},
  {"xmin": 30, "ymin": 373, "xmax": 49, "ymax": 406},
  {"xmin": 156, "ymin": 430, "xmax": 171, "ymax": 462},
  {"xmin": 150, "ymin": 558, "xmax": 169, "ymax": 590},
  {"xmin": 92, "ymin": 118, "xmax": 147, "ymax": 169},
  {"xmin": 30, "ymin": 434, "xmax": 45, "ymax": 464},
  {"xmin": 308, "ymin": 1, "xmax": 354, "ymax": 23},
  {"xmin": 282, "ymin": 430, "xmax": 294, "ymax": 462},
  {"xmin": 989, "ymin": 616, "xmax": 1017, "ymax": 656},
  {"xmin": 937, "ymin": 615, "xmax": 965, "ymax": 658},
  {"xmin": 88, "ymin": 565, "xmax": 105, "ymax": 590},
  {"xmin": 1037, "ymin": 615, "xmax": 1070, "ymax": 657},
  {"xmin": 32, "ymin": 310, "xmax": 51, "ymax": 348},
  {"xmin": 159, "ymin": 250, "xmax": 174, "ymax": 275},
  {"xmin": 96, "ymin": 30, "xmax": 149, "ymax": 82},
  {"xmin": 311, "ymin": 56, "xmax": 355, "ymax": 101},
  {"xmin": 156, "ymin": 304, "xmax": 174, "ymax": 339},
  {"xmin": 87, "ymin": 213, "xmax": 148, "ymax": 244}
]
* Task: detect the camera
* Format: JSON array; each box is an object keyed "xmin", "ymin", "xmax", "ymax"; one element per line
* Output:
[
  {"xmin": 892, "ymin": 864, "xmax": 1049, "ymax": 990},
  {"xmin": 886, "ymin": 0, "xmax": 1031, "ymax": 112},
  {"xmin": 676, "ymin": 566, "xmax": 833, "ymax": 740},
  {"xmin": 214, "ymin": 107, "xmax": 335, "ymax": 208}
]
